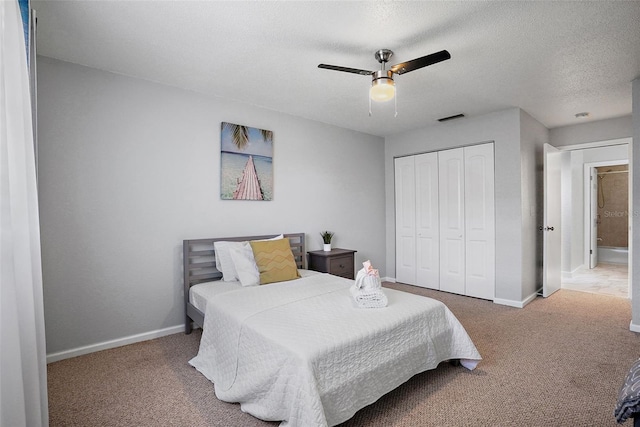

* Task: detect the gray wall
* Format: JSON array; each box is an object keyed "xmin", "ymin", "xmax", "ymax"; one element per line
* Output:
[
  {"xmin": 37, "ymin": 57, "xmax": 386, "ymax": 355},
  {"xmin": 550, "ymin": 115, "xmax": 632, "ymax": 147},
  {"xmin": 384, "ymin": 108, "xmax": 530, "ymax": 304},
  {"xmin": 564, "ymin": 150, "xmax": 584, "ymax": 274}
]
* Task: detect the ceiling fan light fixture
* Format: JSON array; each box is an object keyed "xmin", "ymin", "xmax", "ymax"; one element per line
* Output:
[{"xmin": 370, "ymin": 70, "xmax": 395, "ymax": 102}]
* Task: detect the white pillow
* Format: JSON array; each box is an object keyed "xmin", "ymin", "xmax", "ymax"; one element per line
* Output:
[
  {"xmin": 213, "ymin": 241, "xmax": 245, "ymax": 282},
  {"xmin": 214, "ymin": 235, "xmax": 284, "ymax": 282},
  {"xmin": 230, "ymin": 243, "xmax": 260, "ymax": 286}
]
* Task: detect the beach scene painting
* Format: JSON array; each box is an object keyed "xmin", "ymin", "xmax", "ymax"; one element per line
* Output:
[{"xmin": 220, "ymin": 122, "xmax": 273, "ymax": 201}]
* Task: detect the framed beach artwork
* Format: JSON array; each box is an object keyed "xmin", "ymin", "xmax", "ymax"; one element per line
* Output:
[{"xmin": 220, "ymin": 122, "xmax": 273, "ymax": 200}]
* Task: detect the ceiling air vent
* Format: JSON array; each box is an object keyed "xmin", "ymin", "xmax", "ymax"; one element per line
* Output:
[{"xmin": 438, "ymin": 113, "xmax": 465, "ymax": 122}]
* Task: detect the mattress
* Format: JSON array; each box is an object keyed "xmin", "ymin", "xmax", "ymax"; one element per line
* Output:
[
  {"xmin": 189, "ymin": 272, "xmax": 481, "ymax": 427},
  {"xmin": 189, "ymin": 269, "xmax": 321, "ymax": 313},
  {"xmin": 189, "ymin": 279, "xmax": 241, "ymax": 313}
]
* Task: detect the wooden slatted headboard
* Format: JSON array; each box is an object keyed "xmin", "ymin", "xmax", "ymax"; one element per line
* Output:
[{"xmin": 182, "ymin": 233, "xmax": 306, "ymax": 333}]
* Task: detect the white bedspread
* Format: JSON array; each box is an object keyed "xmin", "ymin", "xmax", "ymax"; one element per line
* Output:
[{"xmin": 189, "ymin": 273, "xmax": 481, "ymax": 427}]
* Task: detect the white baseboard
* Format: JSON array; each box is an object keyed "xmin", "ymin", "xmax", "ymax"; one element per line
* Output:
[
  {"xmin": 630, "ymin": 321, "xmax": 640, "ymax": 333},
  {"xmin": 494, "ymin": 292, "xmax": 538, "ymax": 308},
  {"xmin": 562, "ymin": 264, "xmax": 584, "ymax": 280},
  {"xmin": 389, "ymin": 278, "xmax": 536, "ymax": 308},
  {"xmin": 46, "ymin": 324, "xmax": 185, "ymax": 363}
]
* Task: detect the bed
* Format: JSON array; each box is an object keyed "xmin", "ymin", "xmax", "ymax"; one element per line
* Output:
[{"xmin": 183, "ymin": 233, "xmax": 481, "ymax": 427}]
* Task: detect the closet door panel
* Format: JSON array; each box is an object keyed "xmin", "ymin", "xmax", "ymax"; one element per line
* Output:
[
  {"xmin": 395, "ymin": 156, "xmax": 416, "ymax": 285},
  {"xmin": 415, "ymin": 152, "xmax": 439, "ymax": 289},
  {"xmin": 464, "ymin": 143, "xmax": 495, "ymax": 299},
  {"xmin": 439, "ymin": 148, "xmax": 465, "ymax": 295}
]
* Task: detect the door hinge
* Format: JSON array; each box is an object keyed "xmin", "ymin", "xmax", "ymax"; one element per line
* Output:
[{"xmin": 590, "ymin": 249, "xmax": 593, "ymax": 254}]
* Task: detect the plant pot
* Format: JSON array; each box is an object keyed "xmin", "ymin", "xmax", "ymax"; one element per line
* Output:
[{"xmin": 323, "ymin": 243, "xmax": 332, "ymax": 252}]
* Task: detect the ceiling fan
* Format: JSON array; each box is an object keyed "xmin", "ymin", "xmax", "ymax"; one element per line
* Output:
[{"xmin": 318, "ymin": 49, "xmax": 451, "ymax": 102}]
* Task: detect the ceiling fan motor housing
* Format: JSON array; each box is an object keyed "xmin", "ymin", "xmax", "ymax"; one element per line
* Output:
[
  {"xmin": 370, "ymin": 70, "xmax": 395, "ymax": 102},
  {"xmin": 372, "ymin": 69, "xmax": 394, "ymax": 82}
]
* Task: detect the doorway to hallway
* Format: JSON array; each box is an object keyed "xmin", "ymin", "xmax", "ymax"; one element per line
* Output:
[{"xmin": 554, "ymin": 138, "xmax": 631, "ymax": 299}]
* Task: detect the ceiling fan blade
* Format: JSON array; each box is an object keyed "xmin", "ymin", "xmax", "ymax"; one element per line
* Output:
[
  {"xmin": 318, "ymin": 64, "xmax": 374, "ymax": 76},
  {"xmin": 390, "ymin": 50, "xmax": 451, "ymax": 75}
]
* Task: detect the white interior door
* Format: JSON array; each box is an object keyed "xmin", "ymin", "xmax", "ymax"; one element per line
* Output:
[
  {"xmin": 395, "ymin": 156, "xmax": 416, "ymax": 285},
  {"xmin": 464, "ymin": 143, "xmax": 495, "ymax": 300},
  {"xmin": 543, "ymin": 143, "xmax": 562, "ymax": 297},
  {"xmin": 439, "ymin": 148, "xmax": 465, "ymax": 295},
  {"xmin": 415, "ymin": 152, "xmax": 440, "ymax": 289},
  {"xmin": 589, "ymin": 167, "xmax": 598, "ymax": 268}
]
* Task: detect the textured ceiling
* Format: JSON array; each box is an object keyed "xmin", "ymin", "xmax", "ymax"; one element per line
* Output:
[{"xmin": 32, "ymin": 1, "xmax": 640, "ymax": 137}]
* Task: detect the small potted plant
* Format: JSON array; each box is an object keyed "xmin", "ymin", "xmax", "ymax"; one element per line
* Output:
[{"xmin": 320, "ymin": 231, "xmax": 334, "ymax": 251}]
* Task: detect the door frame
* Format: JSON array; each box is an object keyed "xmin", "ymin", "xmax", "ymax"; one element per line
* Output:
[{"xmin": 583, "ymin": 159, "xmax": 629, "ymax": 270}]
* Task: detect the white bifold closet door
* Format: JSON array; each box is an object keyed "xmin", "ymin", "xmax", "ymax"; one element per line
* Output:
[
  {"xmin": 394, "ymin": 152, "xmax": 439, "ymax": 288},
  {"xmin": 395, "ymin": 143, "xmax": 495, "ymax": 300},
  {"xmin": 463, "ymin": 144, "xmax": 495, "ymax": 300},
  {"xmin": 438, "ymin": 144, "xmax": 495, "ymax": 299}
]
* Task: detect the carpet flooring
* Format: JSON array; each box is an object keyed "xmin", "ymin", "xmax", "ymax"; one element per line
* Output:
[{"xmin": 47, "ymin": 284, "xmax": 640, "ymax": 426}]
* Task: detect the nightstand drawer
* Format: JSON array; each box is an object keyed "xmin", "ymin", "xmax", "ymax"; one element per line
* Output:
[
  {"xmin": 307, "ymin": 248, "xmax": 357, "ymax": 280},
  {"xmin": 329, "ymin": 256, "xmax": 354, "ymax": 279}
]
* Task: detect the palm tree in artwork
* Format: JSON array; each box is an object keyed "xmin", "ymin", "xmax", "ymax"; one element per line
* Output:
[{"xmin": 222, "ymin": 122, "xmax": 273, "ymax": 150}]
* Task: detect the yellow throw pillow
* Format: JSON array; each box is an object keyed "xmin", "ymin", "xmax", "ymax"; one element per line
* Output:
[{"xmin": 249, "ymin": 238, "xmax": 300, "ymax": 285}]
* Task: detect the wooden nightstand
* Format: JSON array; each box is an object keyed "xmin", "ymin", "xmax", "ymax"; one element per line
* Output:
[{"xmin": 307, "ymin": 248, "xmax": 357, "ymax": 279}]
